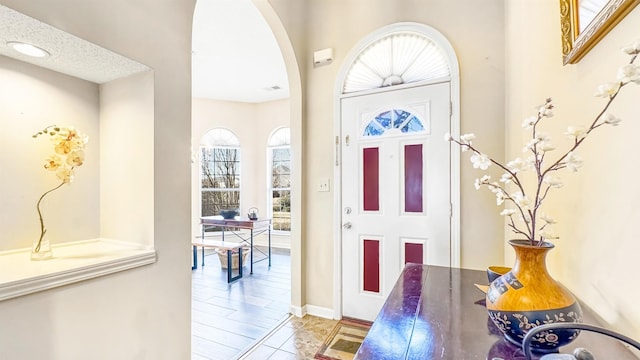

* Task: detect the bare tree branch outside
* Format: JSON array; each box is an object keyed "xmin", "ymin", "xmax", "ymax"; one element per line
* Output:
[
  {"xmin": 201, "ymin": 147, "xmax": 240, "ymax": 217},
  {"xmin": 271, "ymin": 147, "xmax": 291, "ymax": 231}
]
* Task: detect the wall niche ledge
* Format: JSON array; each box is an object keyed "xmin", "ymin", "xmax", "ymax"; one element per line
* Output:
[
  {"xmin": 1, "ymin": 4, "xmax": 156, "ymax": 302},
  {"xmin": 0, "ymin": 239, "xmax": 156, "ymax": 301}
]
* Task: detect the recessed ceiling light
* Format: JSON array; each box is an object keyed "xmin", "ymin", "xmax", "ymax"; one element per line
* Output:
[{"xmin": 7, "ymin": 41, "xmax": 50, "ymax": 58}]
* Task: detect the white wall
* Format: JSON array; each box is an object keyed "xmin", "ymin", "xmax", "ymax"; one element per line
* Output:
[
  {"xmin": 100, "ymin": 72, "xmax": 155, "ymax": 246},
  {"xmin": 0, "ymin": 56, "xmax": 101, "ymax": 251},
  {"xmin": 0, "ymin": 1, "xmax": 195, "ymax": 358},
  {"xmin": 506, "ymin": 1, "xmax": 640, "ymax": 339}
]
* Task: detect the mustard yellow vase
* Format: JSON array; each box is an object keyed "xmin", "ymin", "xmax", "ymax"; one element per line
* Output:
[{"xmin": 486, "ymin": 240, "xmax": 583, "ymax": 353}]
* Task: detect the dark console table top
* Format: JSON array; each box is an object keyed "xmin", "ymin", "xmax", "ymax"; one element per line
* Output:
[{"xmin": 354, "ymin": 264, "xmax": 636, "ymax": 359}]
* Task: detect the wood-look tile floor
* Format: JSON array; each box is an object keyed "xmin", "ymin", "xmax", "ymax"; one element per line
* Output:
[{"xmin": 192, "ymin": 247, "xmax": 292, "ymax": 360}]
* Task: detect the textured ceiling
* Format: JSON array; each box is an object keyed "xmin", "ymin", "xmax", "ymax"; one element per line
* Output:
[{"xmin": 0, "ymin": 5, "xmax": 150, "ymax": 84}]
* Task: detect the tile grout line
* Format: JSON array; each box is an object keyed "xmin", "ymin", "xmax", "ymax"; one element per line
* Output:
[
  {"xmin": 236, "ymin": 313, "xmax": 294, "ymax": 360},
  {"xmin": 191, "ymin": 249, "xmax": 291, "ymax": 360}
]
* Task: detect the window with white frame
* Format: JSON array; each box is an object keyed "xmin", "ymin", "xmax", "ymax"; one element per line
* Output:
[
  {"xmin": 268, "ymin": 127, "xmax": 291, "ymax": 232},
  {"xmin": 200, "ymin": 128, "xmax": 241, "ymax": 217}
]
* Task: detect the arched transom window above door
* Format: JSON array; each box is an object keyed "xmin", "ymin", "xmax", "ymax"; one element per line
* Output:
[
  {"xmin": 343, "ymin": 31, "xmax": 451, "ymax": 94},
  {"xmin": 363, "ymin": 108, "xmax": 426, "ymax": 137}
]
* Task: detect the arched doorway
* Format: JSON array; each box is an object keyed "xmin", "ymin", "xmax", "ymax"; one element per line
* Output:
[
  {"xmin": 191, "ymin": 0, "xmax": 302, "ymax": 357},
  {"xmin": 334, "ymin": 22, "xmax": 461, "ymax": 320}
]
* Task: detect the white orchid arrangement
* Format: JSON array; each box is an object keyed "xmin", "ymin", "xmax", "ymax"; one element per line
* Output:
[
  {"xmin": 445, "ymin": 40, "xmax": 640, "ymax": 246},
  {"xmin": 32, "ymin": 125, "xmax": 88, "ymax": 253}
]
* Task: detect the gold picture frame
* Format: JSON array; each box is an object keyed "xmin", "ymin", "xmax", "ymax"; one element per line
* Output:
[{"xmin": 560, "ymin": 0, "xmax": 640, "ymax": 64}]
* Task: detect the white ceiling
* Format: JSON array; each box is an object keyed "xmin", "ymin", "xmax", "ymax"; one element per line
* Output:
[
  {"xmin": 1, "ymin": 1, "xmax": 288, "ymax": 104},
  {"xmin": 192, "ymin": 0, "xmax": 289, "ymax": 103},
  {"xmin": 0, "ymin": 5, "xmax": 149, "ymax": 83}
]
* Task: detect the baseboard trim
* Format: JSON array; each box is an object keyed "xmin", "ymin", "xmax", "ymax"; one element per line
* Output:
[
  {"xmin": 305, "ymin": 304, "xmax": 336, "ymax": 319},
  {"xmin": 289, "ymin": 305, "xmax": 306, "ymax": 317}
]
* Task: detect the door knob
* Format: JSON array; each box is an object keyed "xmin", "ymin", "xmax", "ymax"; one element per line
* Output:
[{"xmin": 343, "ymin": 222, "xmax": 352, "ymax": 229}]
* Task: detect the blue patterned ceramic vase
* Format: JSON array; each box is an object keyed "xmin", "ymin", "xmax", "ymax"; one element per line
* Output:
[{"xmin": 486, "ymin": 240, "xmax": 583, "ymax": 353}]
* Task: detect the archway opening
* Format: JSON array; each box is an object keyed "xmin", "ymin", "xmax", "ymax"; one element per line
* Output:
[{"xmin": 190, "ymin": 1, "xmax": 302, "ymax": 358}]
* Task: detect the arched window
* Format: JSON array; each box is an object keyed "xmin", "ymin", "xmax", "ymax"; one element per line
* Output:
[
  {"xmin": 363, "ymin": 108, "xmax": 425, "ymax": 136},
  {"xmin": 343, "ymin": 31, "xmax": 450, "ymax": 94},
  {"xmin": 268, "ymin": 127, "xmax": 291, "ymax": 231},
  {"xmin": 200, "ymin": 128, "xmax": 241, "ymax": 216}
]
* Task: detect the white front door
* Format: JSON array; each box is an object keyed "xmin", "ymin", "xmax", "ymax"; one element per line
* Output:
[{"xmin": 341, "ymin": 82, "xmax": 451, "ymax": 321}]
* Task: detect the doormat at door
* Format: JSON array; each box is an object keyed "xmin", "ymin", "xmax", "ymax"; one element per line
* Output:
[{"xmin": 314, "ymin": 318, "xmax": 372, "ymax": 360}]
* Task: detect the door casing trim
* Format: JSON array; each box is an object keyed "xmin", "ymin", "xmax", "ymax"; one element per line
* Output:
[{"xmin": 332, "ymin": 22, "xmax": 461, "ymax": 319}]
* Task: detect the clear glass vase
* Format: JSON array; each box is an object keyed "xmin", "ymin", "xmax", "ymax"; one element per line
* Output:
[{"xmin": 31, "ymin": 235, "xmax": 53, "ymax": 261}]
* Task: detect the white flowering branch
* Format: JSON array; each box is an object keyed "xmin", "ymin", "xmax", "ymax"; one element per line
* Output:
[
  {"xmin": 33, "ymin": 125, "xmax": 88, "ymax": 254},
  {"xmin": 445, "ymin": 40, "xmax": 640, "ymax": 246}
]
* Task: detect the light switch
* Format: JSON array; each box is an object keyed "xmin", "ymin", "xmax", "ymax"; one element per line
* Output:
[{"xmin": 318, "ymin": 178, "xmax": 330, "ymax": 192}]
